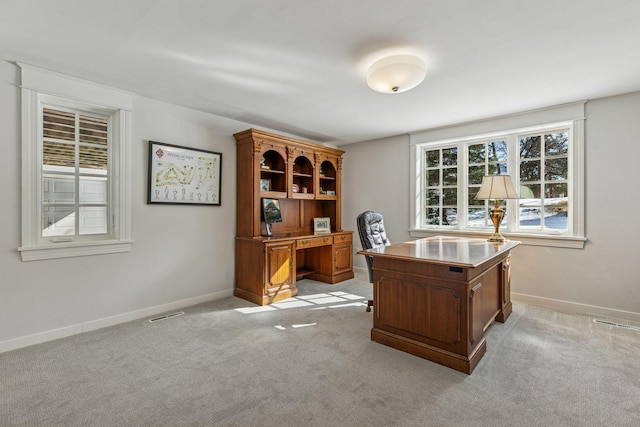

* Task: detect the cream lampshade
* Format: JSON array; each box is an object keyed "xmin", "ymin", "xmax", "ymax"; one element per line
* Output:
[{"xmin": 475, "ymin": 175, "xmax": 519, "ymax": 242}]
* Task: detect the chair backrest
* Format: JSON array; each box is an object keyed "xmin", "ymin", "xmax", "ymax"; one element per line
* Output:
[{"xmin": 357, "ymin": 211, "xmax": 390, "ymax": 282}]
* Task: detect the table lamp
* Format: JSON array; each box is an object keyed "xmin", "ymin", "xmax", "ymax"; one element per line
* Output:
[{"xmin": 475, "ymin": 175, "xmax": 519, "ymax": 242}]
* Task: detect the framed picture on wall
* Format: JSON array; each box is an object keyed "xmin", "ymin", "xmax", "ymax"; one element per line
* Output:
[
  {"xmin": 148, "ymin": 141, "xmax": 222, "ymax": 205},
  {"xmin": 314, "ymin": 217, "xmax": 331, "ymax": 234}
]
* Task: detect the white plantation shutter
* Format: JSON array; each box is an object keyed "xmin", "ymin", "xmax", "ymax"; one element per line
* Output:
[{"xmin": 41, "ymin": 107, "xmax": 110, "ymax": 238}]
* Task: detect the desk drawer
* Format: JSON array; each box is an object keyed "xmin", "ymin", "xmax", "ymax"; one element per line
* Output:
[
  {"xmin": 297, "ymin": 236, "xmax": 333, "ymax": 249},
  {"xmin": 333, "ymin": 233, "xmax": 352, "ymax": 243}
]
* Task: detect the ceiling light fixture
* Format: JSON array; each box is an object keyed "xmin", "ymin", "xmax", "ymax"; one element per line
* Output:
[{"xmin": 366, "ymin": 54, "xmax": 426, "ymax": 94}]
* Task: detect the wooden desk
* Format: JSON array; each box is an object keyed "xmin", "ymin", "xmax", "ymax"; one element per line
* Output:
[
  {"xmin": 359, "ymin": 236, "xmax": 519, "ymax": 374},
  {"xmin": 235, "ymin": 231, "xmax": 354, "ymax": 306}
]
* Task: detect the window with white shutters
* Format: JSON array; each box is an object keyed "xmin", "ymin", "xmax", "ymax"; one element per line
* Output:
[{"xmin": 19, "ymin": 64, "xmax": 133, "ymax": 261}]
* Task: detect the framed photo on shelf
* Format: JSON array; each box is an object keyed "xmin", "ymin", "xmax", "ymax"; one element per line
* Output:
[
  {"xmin": 314, "ymin": 217, "xmax": 331, "ymax": 234},
  {"xmin": 260, "ymin": 179, "xmax": 271, "ymax": 192},
  {"xmin": 148, "ymin": 141, "xmax": 222, "ymax": 205}
]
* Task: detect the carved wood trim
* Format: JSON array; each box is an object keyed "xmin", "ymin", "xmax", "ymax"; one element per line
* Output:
[
  {"xmin": 252, "ymin": 140, "xmax": 262, "ymax": 154},
  {"xmin": 469, "ymin": 282, "xmax": 483, "ymax": 345}
]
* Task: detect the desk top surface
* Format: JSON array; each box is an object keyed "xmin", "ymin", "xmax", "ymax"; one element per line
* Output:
[{"xmin": 359, "ymin": 236, "xmax": 519, "ymax": 268}]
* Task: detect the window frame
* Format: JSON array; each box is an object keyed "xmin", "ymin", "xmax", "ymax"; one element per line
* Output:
[
  {"xmin": 409, "ymin": 102, "xmax": 586, "ymax": 249},
  {"xmin": 18, "ymin": 64, "xmax": 133, "ymax": 261}
]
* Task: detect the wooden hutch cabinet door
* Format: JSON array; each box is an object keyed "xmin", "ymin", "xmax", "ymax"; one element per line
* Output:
[
  {"xmin": 265, "ymin": 242, "xmax": 295, "ymax": 291},
  {"xmin": 333, "ymin": 243, "xmax": 353, "ymax": 275}
]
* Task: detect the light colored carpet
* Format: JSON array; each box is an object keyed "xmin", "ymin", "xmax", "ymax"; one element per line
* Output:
[{"xmin": 1, "ymin": 272, "xmax": 639, "ymax": 426}]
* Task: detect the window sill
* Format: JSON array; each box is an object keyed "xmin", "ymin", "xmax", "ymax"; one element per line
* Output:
[
  {"xmin": 18, "ymin": 240, "xmax": 133, "ymax": 261},
  {"xmin": 408, "ymin": 229, "xmax": 586, "ymax": 249}
]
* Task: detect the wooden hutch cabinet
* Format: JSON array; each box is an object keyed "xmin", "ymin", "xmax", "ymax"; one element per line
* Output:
[{"xmin": 234, "ymin": 129, "xmax": 354, "ymax": 305}]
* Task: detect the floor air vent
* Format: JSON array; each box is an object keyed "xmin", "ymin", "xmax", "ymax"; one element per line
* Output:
[
  {"xmin": 149, "ymin": 311, "xmax": 185, "ymax": 322},
  {"xmin": 593, "ymin": 319, "xmax": 640, "ymax": 332}
]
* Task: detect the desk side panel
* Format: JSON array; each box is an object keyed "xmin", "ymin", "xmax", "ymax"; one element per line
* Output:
[
  {"xmin": 374, "ymin": 275, "xmax": 462, "ymax": 346},
  {"xmin": 235, "ymin": 238, "xmax": 264, "ymax": 303}
]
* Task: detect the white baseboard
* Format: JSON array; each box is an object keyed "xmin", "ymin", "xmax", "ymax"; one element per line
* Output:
[
  {"xmin": 0, "ymin": 288, "xmax": 234, "ymax": 354},
  {"xmin": 512, "ymin": 292, "xmax": 640, "ymax": 324},
  {"xmin": 353, "ymin": 266, "xmax": 368, "ymax": 275},
  {"xmin": 4, "ymin": 286, "xmax": 637, "ymax": 354}
]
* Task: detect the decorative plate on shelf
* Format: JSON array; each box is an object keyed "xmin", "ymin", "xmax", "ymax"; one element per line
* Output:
[{"xmin": 292, "ymin": 184, "xmax": 300, "ymax": 193}]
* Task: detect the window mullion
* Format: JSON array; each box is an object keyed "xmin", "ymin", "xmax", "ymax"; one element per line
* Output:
[
  {"xmin": 106, "ymin": 119, "xmax": 112, "ymax": 234},
  {"xmin": 568, "ymin": 124, "xmax": 577, "ymax": 234},
  {"xmin": 541, "ymin": 136, "xmax": 546, "ymax": 230},
  {"xmin": 506, "ymin": 134, "xmax": 518, "ymax": 232},
  {"xmin": 35, "ymin": 99, "xmax": 44, "ymax": 245},
  {"xmin": 438, "ymin": 152, "xmax": 442, "ymax": 226},
  {"xmin": 74, "ymin": 114, "xmax": 81, "ymax": 237},
  {"xmin": 484, "ymin": 142, "xmax": 490, "ymax": 228},
  {"xmin": 459, "ymin": 142, "xmax": 467, "ymax": 230}
]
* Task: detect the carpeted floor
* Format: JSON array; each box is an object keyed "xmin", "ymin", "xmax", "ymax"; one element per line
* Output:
[{"xmin": 1, "ymin": 272, "xmax": 639, "ymax": 426}]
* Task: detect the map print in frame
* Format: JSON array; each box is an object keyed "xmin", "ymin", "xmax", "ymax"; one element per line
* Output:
[{"xmin": 148, "ymin": 141, "xmax": 222, "ymax": 205}]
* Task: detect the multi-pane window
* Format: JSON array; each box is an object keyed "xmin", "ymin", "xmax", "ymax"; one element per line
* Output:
[
  {"xmin": 42, "ymin": 107, "xmax": 110, "ymax": 238},
  {"xmin": 467, "ymin": 140, "xmax": 508, "ymax": 228},
  {"xmin": 518, "ymin": 131, "xmax": 569, "ymax": 232},
  {"xmin": 424, "ymin": 147, "xmax": 458, "ymax": 226},
  {"xmin": 416, "ymin": 124, "xmax": 575, "ymax": 237}
]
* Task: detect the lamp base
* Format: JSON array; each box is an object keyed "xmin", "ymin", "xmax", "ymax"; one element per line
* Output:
[
  {"xmin": 487, "ymin": 204, "xmax": 507, "ymax": 243},
  {"xmin": 487, "ymin": 233, "xmax": 507, "ymax": 243}
]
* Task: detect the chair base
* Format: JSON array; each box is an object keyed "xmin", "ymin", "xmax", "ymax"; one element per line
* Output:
[{"xmin": 366, "ymin": 299, "xmax": 373, "ymax": 312}]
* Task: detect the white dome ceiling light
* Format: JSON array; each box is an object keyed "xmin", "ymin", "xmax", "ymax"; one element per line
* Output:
[{"xmin": 366, "ymin": 54, "xmax": 426, "ymax": 94}]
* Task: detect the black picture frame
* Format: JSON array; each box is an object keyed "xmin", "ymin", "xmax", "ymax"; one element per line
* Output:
[{"xmin": 148, "ymin": 141, "xmax": 222, "ymax": 205}]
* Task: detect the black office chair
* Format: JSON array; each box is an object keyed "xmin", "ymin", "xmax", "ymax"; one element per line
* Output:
[{"xmin": 356, "ymin": 211, "xmax": 391, "ymax": 312}]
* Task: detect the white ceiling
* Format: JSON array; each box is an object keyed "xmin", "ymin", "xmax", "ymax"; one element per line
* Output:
[{"xmin": 1, "ymin": 0, "xmax": 640, "ymax": 145}]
